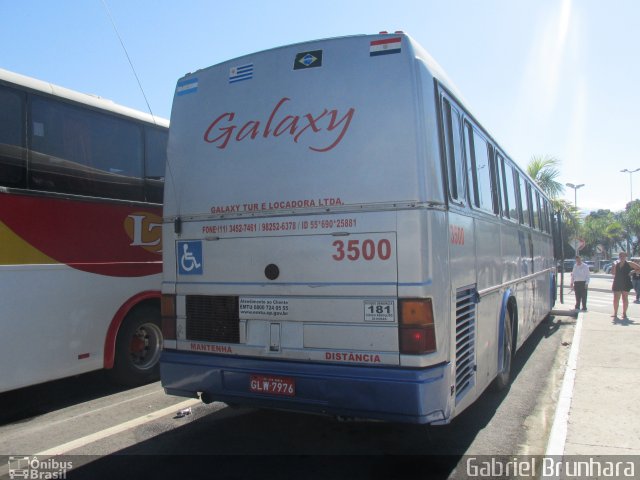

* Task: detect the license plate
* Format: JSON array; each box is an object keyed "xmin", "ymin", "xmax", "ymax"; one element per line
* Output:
[{"xmin": 249, "ymin": 375, "xmax": 296, "ymax": 397}]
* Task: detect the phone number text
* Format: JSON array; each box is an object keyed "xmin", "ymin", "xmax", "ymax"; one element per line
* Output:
[{"xmin": 202, "ymin": 218, "xmax": 357, "ymax": 235}]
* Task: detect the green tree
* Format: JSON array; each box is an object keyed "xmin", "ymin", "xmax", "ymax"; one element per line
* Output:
[
  {"xmin": 621, "ymin": 200, "xmax": 640, "ymax": 255},
  {"xmin": 527, "ymin": 155, "xmax": 564, "ymax": 199},
  {"xmin": 557, "ymin": 198, "xmax": 581, "ymax": 251},
  {"xmin": 583, "ymin": 210, "xmax": 624, "ymax": 258},
  {"xmin": 527, "ymin": 155, "xmax": 580, "ymax": 257}
]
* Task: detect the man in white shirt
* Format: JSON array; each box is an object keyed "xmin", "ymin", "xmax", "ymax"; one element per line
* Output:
[{"xmin": 570, "ymin": 255, "xmax": 590, "ymax": 311}]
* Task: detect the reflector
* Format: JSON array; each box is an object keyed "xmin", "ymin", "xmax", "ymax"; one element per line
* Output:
[
  {"xmin": 161, "ymin": 294, "xmax": 177, "ymax": 340},
  {"xmin": 400, "ymin": 299, "xmax": 433, "ymax": 325}
]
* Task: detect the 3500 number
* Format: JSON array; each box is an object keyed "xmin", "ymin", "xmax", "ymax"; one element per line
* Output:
[{"xmin": 332, "ymin": 239, "xmax": 392, "ymax": 261}]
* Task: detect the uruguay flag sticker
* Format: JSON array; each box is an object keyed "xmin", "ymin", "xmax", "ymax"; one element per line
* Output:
[{"xmin": 229, "ymin": 64, "xmax": 254, "ymax": 83}]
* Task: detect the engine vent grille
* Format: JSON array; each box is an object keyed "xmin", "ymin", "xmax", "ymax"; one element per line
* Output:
[
  {"xmin": 186, "ymin": 295, "xmax": 239, "ymax": 344},
  {"xmin": 455, "ymin": 286, "xmax": 477, "ymax": 403}
]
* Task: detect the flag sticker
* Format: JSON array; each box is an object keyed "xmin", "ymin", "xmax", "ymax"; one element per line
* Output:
[
  {"xmin": 176, "ymin": 77, "xmax": 198, "ymax": 96},
  {"xmin": 369, "ymin": 37, "xmax": 402, "ymax": 56},
  {"xmin": 293, "ymin": 50, "xmax": 323, "ymax": 70},
  {"xmin": 229, "ymin": 64, "xmax": 254, "ymax": 83}
]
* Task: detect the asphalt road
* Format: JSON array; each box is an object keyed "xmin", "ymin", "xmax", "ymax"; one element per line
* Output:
[{"xmin": 0, "ymin": 313, "xmax": 576, "ymax": 480}]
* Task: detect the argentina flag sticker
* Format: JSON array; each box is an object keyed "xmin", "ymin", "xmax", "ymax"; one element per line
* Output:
[{"xmin": 176, "ymin": 77, "xmax": 198, "ymax": 96}]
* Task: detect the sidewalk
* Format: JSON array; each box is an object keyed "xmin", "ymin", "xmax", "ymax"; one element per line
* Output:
[{"xmin": 547, "ymin": 274, "xmax": 640, "ymax": 455}]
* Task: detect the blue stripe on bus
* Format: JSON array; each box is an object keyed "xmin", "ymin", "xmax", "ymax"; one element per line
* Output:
[
  {"xmin": 229, "ymin": 74, "xmax": 253, "ymax": 83},
  {"xmin": 161, "ymin": 350, "xmax": 452, "ymax": 424}
]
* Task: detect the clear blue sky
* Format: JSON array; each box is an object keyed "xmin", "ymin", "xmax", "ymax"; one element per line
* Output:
[{"xmin": 2, "ymin": 0, "xmax": 638, "ymax": 213}]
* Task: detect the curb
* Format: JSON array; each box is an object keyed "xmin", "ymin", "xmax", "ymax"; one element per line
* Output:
[{"xmin": 545, "ymin": 312, "xmax": 584, "ymax": 456}]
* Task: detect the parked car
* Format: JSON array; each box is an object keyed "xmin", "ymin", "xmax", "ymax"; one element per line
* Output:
[
  {"xmin": 561, "ymin": 259, "xmax": 575, "ymax": 272},
  {"xmin": 603, "ymin": 262, "xmax": 613, "ymax": 274},
  {"xmin": 584, "ymin": 261, "xmax": 595, "ymax": 272}
]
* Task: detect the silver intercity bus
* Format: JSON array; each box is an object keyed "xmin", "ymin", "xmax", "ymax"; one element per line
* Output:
[{"xmin": 160, "ymin": 33, "xmax": 557, "ymax": 424}]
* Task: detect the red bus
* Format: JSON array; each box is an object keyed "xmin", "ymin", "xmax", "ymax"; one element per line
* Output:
[{"xmin": 0, "ymin": 68, "xmax": 169, "ymax": 392}]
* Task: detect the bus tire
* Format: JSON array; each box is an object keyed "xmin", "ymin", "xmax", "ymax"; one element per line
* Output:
[
  {"xmin": 493, "ymin": 307, "xmax": 516, "ymax": 391},
  {"xmin": 109, "ymin": 304, "xmax": 163, "ymax": 386}
]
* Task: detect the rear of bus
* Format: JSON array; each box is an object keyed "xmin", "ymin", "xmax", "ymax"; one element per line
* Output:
[{"xmin": 161, "ymin": 34, "xmax": 455, "ymax": 424}]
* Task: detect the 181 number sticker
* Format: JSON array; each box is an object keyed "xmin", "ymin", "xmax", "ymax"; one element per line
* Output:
[
  {"xmin": 332, "ymin": 239, "xmax": 392, "ymax": 261},
  {"xmin": 364, "ymin": 300, "xmax": 395, "ymax": 322}
]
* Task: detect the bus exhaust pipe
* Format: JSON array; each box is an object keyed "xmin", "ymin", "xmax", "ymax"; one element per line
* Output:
[{"xmin": 200, "ymin": 392, "xmax": 214, "ymax": 404}]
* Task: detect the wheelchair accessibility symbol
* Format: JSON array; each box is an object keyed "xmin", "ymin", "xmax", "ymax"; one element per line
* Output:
[{"xmin": 177, "ymin": 241, "xmax": 203, "ymax": 275}]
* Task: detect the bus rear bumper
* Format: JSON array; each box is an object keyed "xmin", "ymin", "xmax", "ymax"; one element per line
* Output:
[{"xmin": 160, "ymin": 350, "xmax": 453, "ymax": 424}]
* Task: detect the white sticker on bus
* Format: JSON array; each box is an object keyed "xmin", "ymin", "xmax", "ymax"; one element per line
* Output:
[
  {"xmin": 363, "ymin": 301, "xmax": 395, "ymax": 322},
  {"xmin": 240, "ymin": 298, "xmax": 290, "ymax": 319}
]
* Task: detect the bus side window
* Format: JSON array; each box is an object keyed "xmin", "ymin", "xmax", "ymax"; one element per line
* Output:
[
  {"xmin": 496, "ymin": 153, "xmax": 507, "ymax": 216},
  {"xmin": 144, "ymin": 127, "xmax": 167, "ymax": 203},
  {"xmin": 491, "ymin": 148, "xmax": 502, "ymax": 215},
  {"xmin": 465, "ymin": 123, "xmax": 493, "ymax": 213},
  {"xmin": 29, "ymin": 96, "xmax": 144, "ymax": 201},
  {"xmin": 441, "ymin": 98, "xmax": 465, "ymax": 204},
  {"xmin": 524, "ymin": 182, "xmax": 534, "ymax": 227},
  {"xmin": 516, "ymin": 174, "xmax": 530, "ymax": 227},
  {"xmin": 503, "ymin": 161, "xmax": 519, "ymax": 221},
  {"xmin": 0, "ymin": 86, "xmax": 26, "ymax": 188},
  {"xmin": 531, "ymin": 188, "xmax": 540, "ymax": 230},
  {"xmin": 544, "ymin": 200, "xmax": 551, "ymax": 233},
  {"xmin": 535, "ymin": 192, "xmax": 543, "ymax": 231}
]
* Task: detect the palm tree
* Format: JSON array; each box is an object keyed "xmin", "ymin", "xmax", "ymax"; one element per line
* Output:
[
  {"xmin": 526, "ymin": 154, "xmax": 580, "ymax": 258},
  {"xmin": 526, "ymin": 155, "xmax": 564, "ymax": 199},
  {"xmin": 526, "ymin": 154, "xmax": 579, "ymax": 223}
]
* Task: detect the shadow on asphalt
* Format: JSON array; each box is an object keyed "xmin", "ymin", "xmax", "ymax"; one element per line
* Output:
[{"xmin": 0, "ymin": 371, "xmax": 143, "ymax": 426}]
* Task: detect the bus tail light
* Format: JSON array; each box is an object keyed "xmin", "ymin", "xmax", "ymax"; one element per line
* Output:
[
  {"xmin": 399, "ymin": 299, "xmax": 436, "ymax": 354},
  {"xmin": 161, "ymin": 294, "xmax": 177, "ymax": 341}
]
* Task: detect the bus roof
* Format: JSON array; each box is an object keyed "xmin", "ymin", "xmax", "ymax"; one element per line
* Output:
[
  {"xmin": 0, "ymin": 67, "xmax": 169, "ymax": 128},
  {"xmin": 180, "ymin": 33, "xmax": 467, "ymax": 105}
]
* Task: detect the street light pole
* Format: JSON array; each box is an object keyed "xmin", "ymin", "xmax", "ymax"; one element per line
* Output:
[
  {"xmin": 565, "ymin": 182, "xmax": 585, "ymax": 209},
  {"xmin": 565, "ymin": 182, "xmax": 585, "ymax": 255},
  {"xmin": 620, "ymin": 168, "xmax": 640, "ymax": 202}
]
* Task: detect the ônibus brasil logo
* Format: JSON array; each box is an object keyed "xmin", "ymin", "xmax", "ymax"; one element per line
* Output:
[{"xmin": 8, "ymin": 456, "xmax": 73, "ymax": 479}]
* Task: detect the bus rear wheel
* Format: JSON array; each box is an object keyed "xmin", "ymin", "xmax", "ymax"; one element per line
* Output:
[
  {"xmin": 109, "ymin": 305, "xmax": 163, "ymax": 386},
  {"xmin": 493, "ymin": 307, "xmax": 516, "ymax": 391}
]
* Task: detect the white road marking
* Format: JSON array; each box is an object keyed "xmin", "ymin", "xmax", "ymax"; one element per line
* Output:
[
  {"xmin": 19, "ymin": 390, "xmax": 162, "ymax": 434},
  {"xmin": 35, "ymin": 398, "xmax": 201, "ymax": 456}
]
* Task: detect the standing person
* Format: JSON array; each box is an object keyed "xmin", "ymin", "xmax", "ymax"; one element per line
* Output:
[
  {"xmin": 632, "ymin": 267, "xmax": 640, "ymax": 303},
  {"xmin": 611, "ymin": 252, "xmax": 640, "ymax": 320},
  {"xmin": 570, "ymin": 256, "xmax": 590, "ymax": 311}
]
